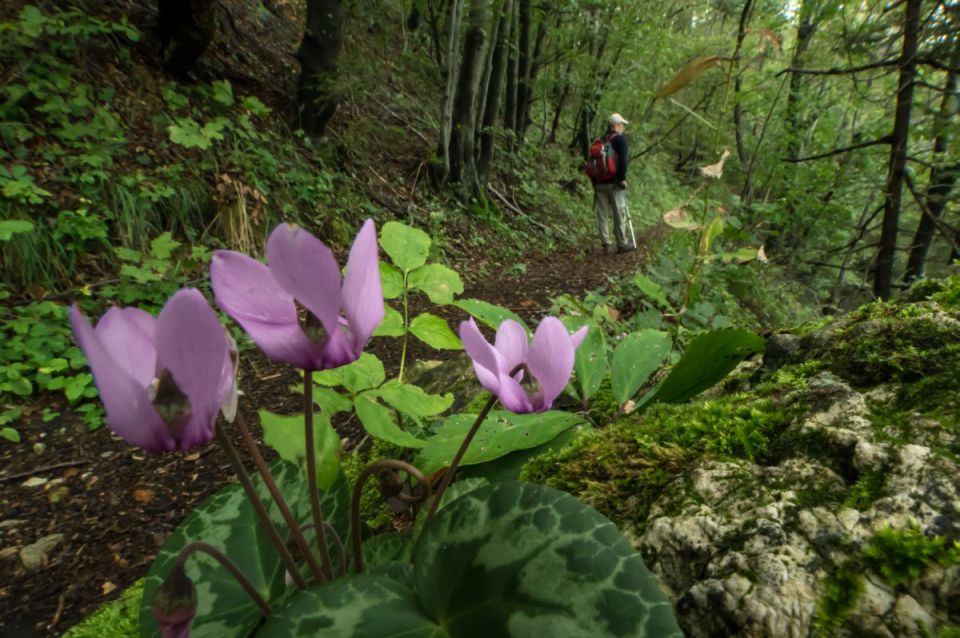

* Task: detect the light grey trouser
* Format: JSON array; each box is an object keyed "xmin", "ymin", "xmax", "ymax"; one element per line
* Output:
[{"xmin": 594, "ymin": 182, "xmax": 636, "ymax": 249}]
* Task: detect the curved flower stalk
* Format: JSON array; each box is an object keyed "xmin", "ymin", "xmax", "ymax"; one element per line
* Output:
[
  {"xmin": 70, "ymin": 289, "xmax": 236, "ymax": 453},
  {"xmin": 210, "ymin": 219, "xmax": 383, "ymax": 372},
  {"xmin": 459, "ymin": 317, "xmax": 588, "ymax": 413}
]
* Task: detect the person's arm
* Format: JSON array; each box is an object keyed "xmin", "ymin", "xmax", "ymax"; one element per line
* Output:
[{"xmin": 612, "ymin": 135, "xmax": 628, "ymax": 186}]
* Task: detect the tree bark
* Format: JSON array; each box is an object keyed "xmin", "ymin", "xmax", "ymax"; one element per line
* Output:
[
  {"xmin": 732, "ymin": 0, "xmax": 754, "ymax": 167},
  {"xmin": 478, "ymin": 0, "xmax": 514, "ymax": 185},
  {"xmin": 157, "ymin": 0, "xmax": 217, "ymax": 76},
  {"xmin": 296, "ymin": 0, "xmax": 345, "ymax": 136},
  {"xmin": 448, "ymin": 0, "xmax": 490, "ymax": 197},
  {"xmin": 903, "ymin": 38, "xmax": 960, "ymax": 283},
  {"xmin": 434, "ymin": 0, "xmax": 466, "ymax": 184},
  {"xmin": 873, "ymin": 0, "xmax": 921, "ymax": 299},
  {"xmin": 512, "ymin": 0, "xmax": 531, "ymax": 143}
]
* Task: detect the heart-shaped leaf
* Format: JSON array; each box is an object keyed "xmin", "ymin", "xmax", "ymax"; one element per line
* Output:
[
  {"xmin": 452, "ymin": 299, "xmax": 529, "ymax": 334},
  {"xmin": 408, "ymin": 263, "xmax": 464, "ymax": 304},
  {"xmin": 410, "ymin": 313, "xmax": 462, "ymax": 350},
  {"xmin": 414, "ymin": 410, "xmax": 584, "ymax": 473},
  {"xmin": 379, "ymin": 222, "xmax": 431, "ymax": 272},
  {"xmin": 312, "ymin": 353, "xmax": 385, "ymax": 395},
  {"xmin": 259, "ymin": 410, "xmax": 341, "ymax": 490},
  {"xmin": 373, "ymin": 305, "xmax": 404, "ymax": 337},
  {"xmin": 354, "ymin": 394, "xmax": 427, "ymax": 448},
  {"xmin": 640, "ymin": 328, "xmax": 764, "ymax": 407},
  {"xmin": 611, "ymin": 330, "xmax": 672, "ymax": 406}
]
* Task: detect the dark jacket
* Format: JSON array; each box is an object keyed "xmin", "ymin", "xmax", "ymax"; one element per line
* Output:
[{"xmin": 607, "ymin": 129, "xmax": 628, "ymax": 184}]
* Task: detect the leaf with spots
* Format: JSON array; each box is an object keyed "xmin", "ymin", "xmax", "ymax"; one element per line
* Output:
[
  {"xmin": 413, "ymin": 411, "xmax": 585, "ymax": 474},
  {"xmin": 258, "ymin": 481, "xmax": 681, "ymax": 637}
]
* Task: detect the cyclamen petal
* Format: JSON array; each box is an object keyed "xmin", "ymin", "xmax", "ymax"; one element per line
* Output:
[
  {"xmin": 459, "ymin": 316, "xmax": 586, "ymax": 414},
  {"xmin": 70, "ymin": 290, "xmax": 234, "ymax": 453},
  {"xmin": 213, "ymin": 221, "xmax": 384, "ymax": 372}
]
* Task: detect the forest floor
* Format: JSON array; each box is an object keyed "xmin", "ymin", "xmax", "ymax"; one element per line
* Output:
[{"xmin": 0, "ymin": 244, "xmax": 652, "ymax": 637}]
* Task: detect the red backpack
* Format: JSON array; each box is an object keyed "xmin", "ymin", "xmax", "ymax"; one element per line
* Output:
[{"xmin": 585, "ymin": 133, "xmax": 618, "ymax": 181}]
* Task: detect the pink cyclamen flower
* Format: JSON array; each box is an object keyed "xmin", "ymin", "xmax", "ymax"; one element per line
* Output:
[
  {"xmin": 70, "ymin": 289, "xmax": 236, "ymax": 453},
  {"xmin": 460, "ymin": 317, "xmax": 588, "ymax": 413},
  {"xmin": 210, "ymin": 219, "xmax": 383, "ymax": 372}
]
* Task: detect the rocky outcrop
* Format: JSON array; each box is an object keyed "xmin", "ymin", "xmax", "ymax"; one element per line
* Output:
[{"xmin": 526, "ymin": 279, "xmax": 960, "ymax": 636}]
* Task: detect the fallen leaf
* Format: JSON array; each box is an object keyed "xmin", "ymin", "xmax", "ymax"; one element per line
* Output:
[
  {"xmin": 132, "ymin": 488, "xmax": 155, "ymax": 504},
  {"xmin": 757, "ymin": 245, "xmax": 768, "ymax": 263},
  {"xmin": 21, "ymin": 477, "xmax": 49, "ymax": 488},
  {"xmin": 700, "ymin": 149, "xmax": 731, "ymax": 179},
  {"xmin": 518, "ymin": 298, "xmax": 537, "ymax": 308},
  {"xmin": 63, "ymin": 468, "xmax": 81, "ymax": 479},
  {"xmin": 605, "ymin": 305, "xmax": 621, "ymax": 322},
  {"xmin": 101, "ymin": 581, "xmax": 117, "ymax": 595},
  {"xmin": 183, "ymin": 452, "xmax": 201, "ymax": 462},
  {"xmin": 47, "ymin": 486, "xmax": 70, "ymax": 504},
  {"xmin": 663, "ymin": 208, "xmax": 700, "ymax": 231},
  {"xmin": 623, "ymin": 400, "xmax": 637, "ymax": 414}
]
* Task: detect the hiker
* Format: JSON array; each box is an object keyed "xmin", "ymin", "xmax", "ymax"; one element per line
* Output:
[{"xmin": 586, "ymin": 113, "xmax": 636, "ymax": 254}]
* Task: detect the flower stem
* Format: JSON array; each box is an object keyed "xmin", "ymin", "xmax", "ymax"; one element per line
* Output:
[
  {"xmin": 303, "ymin": 372, "xmax": 335, "ymax": 580},
  {"xmin": 175, "ymin": 541, "xmax": 271, "ymax": 616},
  {"xmin": 233, "ymin": 412, "xmax": 325, "ymax": 584},
  {"xmin": 214, "ymin": 423, "xmax": 307, "ymax": 589},
  {"xmin": 398, "ymin": 270, "xmax": 410, "ymax": 382},
  {"xmin": 424, "ymin": 393, "xmax": 498, "ymax": 523},
  {"xmin": 299, "ymin": 521, "xmax": 347, "ymax": 577},
  {"xmin": 350, "ymin": 459, "xmax": 431, "ymax": 574}
]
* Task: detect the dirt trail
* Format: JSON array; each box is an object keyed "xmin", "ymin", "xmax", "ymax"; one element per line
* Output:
[{"xmin": 0, "ymin": 247, "xmax": 646, "ymax": 637}]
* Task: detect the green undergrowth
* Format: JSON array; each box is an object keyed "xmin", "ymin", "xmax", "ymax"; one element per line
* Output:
[
  {"xmin": 816, "ymin": 524, "xmax": 960, "ymax": 634},
  {"xmin": 62, "ymin": 577, "xmax": 143, "ymax": 638},
  {"xmin": 521, "ymin": 382, "xmax": 807, "ymax": 531}
]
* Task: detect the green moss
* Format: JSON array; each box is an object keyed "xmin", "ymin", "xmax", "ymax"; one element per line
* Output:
[
  {"xmin": 341, "ymin": 438, "xmax": 409, "ymax": 533},
  {"xmin": 63, "ymin": 578, "xmax": 143, "ymax": 638},
  {"xmin": 862, "ymin": 524, "xmax": 960, "ymax": 587},
  {"xmin": 843, "ymin": 467, "xmax": 888, "ymax": 510},
  {"xmin": 461, "ymin": 390, "xmax": 492, "ymax": 415},
  {"xmin": 815, "ymin": 561, "xmax": 865, "ymax": 634},
  {"xmin": 930, "ymin": 273, "xmax": 960, "ymax": 310}
]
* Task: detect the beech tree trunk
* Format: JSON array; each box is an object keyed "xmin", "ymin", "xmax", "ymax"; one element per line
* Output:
[
  {"xmin": 478, "ymin": 0, "xmax": 514, "ymax": 185},
  {"xmin": 902, "ymin": 39, "xmax": 960, "ymax": 283},
  {"xmin": 434, "ymin": 0, "xmax": 465, "ymax": 184},
  {"xmin": 873, "ymin": 0, "xmax": 921, "ymax": 299},
  {"xmin": 157, "ymin": 0, "xmax": 217, "ymax": 76},
  {"xmin": 448, "ymin": 0, "xmax": 490, "ymax": 196},
  {"xmin": 297, "ymin": 0, "xmax": 344, "ymax": 136},
  {"xmin": 512, "ymin": 0, "xmax": 531, "ymax": 145}
]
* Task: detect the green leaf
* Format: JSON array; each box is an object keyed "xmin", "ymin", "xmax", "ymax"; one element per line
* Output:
[
  {"xmin": 408, "ymin": 263, "xmax": 464, "ymax": 304},
  {"xmin": 258, "ymin": 410, "xmax": 341, "ymax": 490},
  {"xmin": 260, "ymin": 482, "xmax": 680, "ymax": 637},
  {"xmin": 409, "ymin": 313, "xmax": 462, "ymax": 350},
  {"xmin": 452, "ymin": 298, "xmax": 529, "ymax": 334},
  {"xmin": 699, "ymin": 214, "xmax": 724, "ymax": 256},
  {"xmin": 379, "ymin": 222, "xmax": 431, "ymax": 272},
  {"xmin": 369, "ymin": 381, "xmax": 453, "ymax": 418},
  {"xmin": 354, "ymin": 394, "xmax": 427, "ymax": 448},
  {"xmin": 633, "ymin": 273, "xmax": 672, "ymax": 310},
  {"xmin": 140, "ymin": 462, "xmax": 311, "ymax": 638},
  {"xmin": 568, "ymin": 320, "xmax": 606, "ymax": 403},
  {"xmin": 414, "ymin": 410, "xmax": 584, "ymax": 474},
  {"xmin": 149, "ymin": 232, "xmax": 180, "ymax": 260},
  {"xmin": 379, "ymin": 261, "xmax": 404, "ymax": 300},
  {"xmin": 641, "ymin": 328, "xmax": 765, "ymax": 407},
  {"xmin": 211, "ymin": 80, "xmax": 234, "ymax": 106},
  {"xmin": 372, "ymin": 305, "xmax": 404, "ymax": 337},
  {"xmin": 416, "ymin": 481, "xmax": 683, "ymax": 637},
  {"xmin": 258, "ymin": 575, "xmax": 438, "ymax": 637},
  {"xmin": 312, "ymin": 353, "xmax": 385, "ymax": 395},
  {"xmin": 0, "ymin": 220, "xmax": 34, "ymax": 241},
  {"xmin": 1, "ymin": 427, "xmax": 20, "ymax": 443},
  {"xmin": 611, "ymin": 330, "xmax": 672, "ymax": 406}
]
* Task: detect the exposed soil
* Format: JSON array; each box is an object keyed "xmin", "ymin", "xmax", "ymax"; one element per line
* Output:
[{"xmin": 0, "ymin": 247, "xmax": 648, "ymax": 637}]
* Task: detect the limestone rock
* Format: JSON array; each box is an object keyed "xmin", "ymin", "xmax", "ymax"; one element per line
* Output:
[{"xmin": 19, "ymin": 533, "xmax": 65, "ymax": 571}]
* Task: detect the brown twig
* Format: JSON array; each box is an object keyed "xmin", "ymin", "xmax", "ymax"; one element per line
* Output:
[{"xmin": 0, "ymin": 459, "xmax": 91, "ymax": 483}]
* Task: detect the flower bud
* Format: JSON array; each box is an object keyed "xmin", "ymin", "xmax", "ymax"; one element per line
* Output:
[{"xmin": 153, "ymin": 563, "xmax": 198, "ymax": 638}]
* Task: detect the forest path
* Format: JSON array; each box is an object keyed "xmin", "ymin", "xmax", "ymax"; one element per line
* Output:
[{"xmin": 0, "ymin": 240, "xmax": 652, "ymax": 637}]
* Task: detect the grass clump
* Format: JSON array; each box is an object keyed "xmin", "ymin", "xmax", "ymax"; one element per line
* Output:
[
  {"xmin": 862, "ymin": 524, "xmax": 960, "ymax": 587},
  {"xmin": 815, "ymin": 561, "xmax": 865, "ymax": 634}
]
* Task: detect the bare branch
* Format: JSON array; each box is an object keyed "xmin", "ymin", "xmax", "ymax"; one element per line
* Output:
[
  {"xmin": 782, "ymin": 136, "xmax": 894, "ymax": 163},
  {"xmin": 777, "ymin": 59, "xmax": 900, "ymax": 77}
]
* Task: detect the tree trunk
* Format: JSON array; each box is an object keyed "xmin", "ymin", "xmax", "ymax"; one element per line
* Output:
[
  {"xmin": 478, "ymin": 0, "xmax": 514, "ymax": 185},
  {"xmin": 512, "ymin": 0, "xmax": 531, "ymax": 143},
  {"xmin": 296, "ymin": 0, "xmax": 345, "ymax": 136},
  {"xmin": 504, "ymin": 1, "xmax": 519, "ymax": 135},
  {"xmin": 448, "ymin": 0, "xmax": 490, "ymax": 197},
  {"xmin": 902, "ymin": 39, "xmax": 960, "ymax": 283},
  {"xmin": 732, "ymin": 0, "xmax": 754, "ymax": 167},
  {"xmin": 157, "ymin": 0, "xmax": 217, "ymax": 76},
  {"xmin": 517, "ymin": 15, "xmax": 548, "ymax": 141},
  {"xmin": 547, "ymin": 62, "xmax": 572, "ymax": 144},
  {"xmin": 873, "ymin": 0, "xmax": 921, "ymax": 300},
  {"xmin": 434, "ymin": 0, "xmax": 466, "ymax": 184}
]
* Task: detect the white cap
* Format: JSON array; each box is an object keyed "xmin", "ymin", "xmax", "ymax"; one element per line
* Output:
[{"xmin": 609, "ymin": 113, "xmax": 629, "ymax": 126}]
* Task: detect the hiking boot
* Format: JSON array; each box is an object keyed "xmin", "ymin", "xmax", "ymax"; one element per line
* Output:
[
  {"xmin": 602, "ymin": 245, "xmax": 616, "ymax": 255},
  {"xmin": 616, "ymin": 245, "xmax": 636, "ymax": 254}
]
